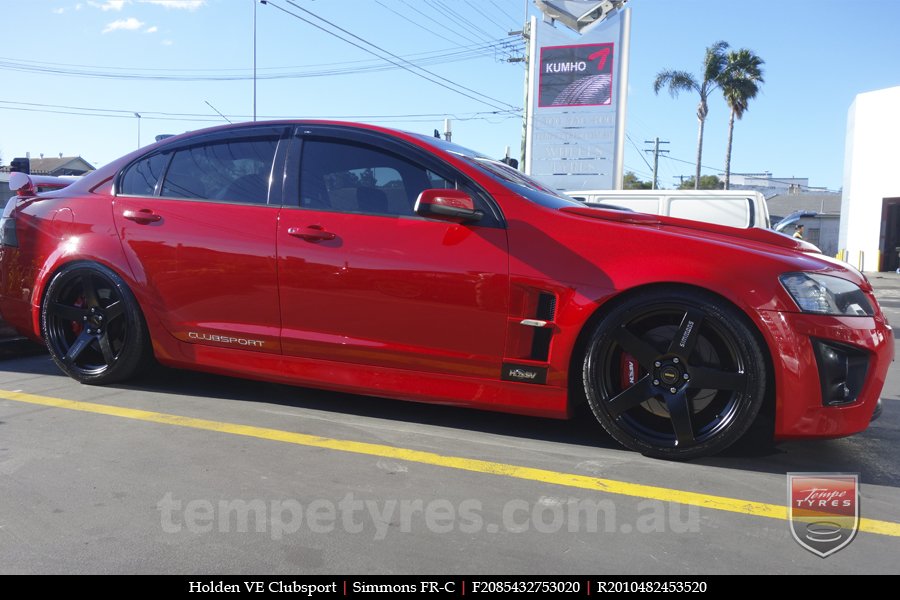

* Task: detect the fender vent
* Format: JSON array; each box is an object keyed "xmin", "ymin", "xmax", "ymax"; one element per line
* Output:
[
  {"xmin": 530, "ymin": 292, "xmax": 556, "ymax": 361},
  {"xmin": 536, "ymin": 292, "xmax": 557, "ymax": 321}
]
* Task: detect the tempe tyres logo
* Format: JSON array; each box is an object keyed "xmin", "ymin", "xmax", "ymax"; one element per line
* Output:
[
  {"xmin": 787, "ymin": 473, "xmax": 859, "ymax": 558},
  {"xmin": 538, "ymin": 43, "xmax": 614, "ymax": 107}
]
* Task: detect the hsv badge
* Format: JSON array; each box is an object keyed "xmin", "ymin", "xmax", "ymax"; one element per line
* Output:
[{"xmin": 787, "ymin": 473, "xmax": 859, "ymax": 558}]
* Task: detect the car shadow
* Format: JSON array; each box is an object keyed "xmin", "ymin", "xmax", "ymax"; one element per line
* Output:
[{"xmin": 1, "ymin": 354, "xmax": 898, "ymax": 489}]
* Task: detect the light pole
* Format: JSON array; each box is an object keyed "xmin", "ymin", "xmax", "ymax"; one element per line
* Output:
[
  {"xmin": 253, "ymin": 0, "xmax": 257, "ymax": 121},
  {"xmin": 134, "ymin": 112, "xmax": 141, "ymax": 148},
  {"xmin": 254, "ymin": 1, "xmax": 268, "ymax": 121}
]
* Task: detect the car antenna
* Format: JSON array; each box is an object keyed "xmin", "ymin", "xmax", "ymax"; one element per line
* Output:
[{"xmin": 204, "ymin": 100, "xmax": 233, "ymax": 124}]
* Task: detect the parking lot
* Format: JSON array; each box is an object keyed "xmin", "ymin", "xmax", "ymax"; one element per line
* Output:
[{"xmin": 1, "ymin": 275, "xmax": 898, "ymax": 575}]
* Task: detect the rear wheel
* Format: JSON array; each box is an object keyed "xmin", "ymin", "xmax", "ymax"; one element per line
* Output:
[
  {"xmin": 583, "ymin": 289, "xmax": 767, "ymax": 459},
  {"xmin": 42, "ymin": 263, "xmax": 150, "ymax": 385}
]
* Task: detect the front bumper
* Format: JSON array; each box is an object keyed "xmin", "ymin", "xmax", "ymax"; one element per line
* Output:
[{"xmin": 758, "ymin": 309, "xmax": 893, "ymax": 439}]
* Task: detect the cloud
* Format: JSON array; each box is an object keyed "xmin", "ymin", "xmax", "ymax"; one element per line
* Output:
[
  {"xmin": 102, "ymin": 17, "xmax": 144, "ymax": 33},
  {"xmin": 145, "ymin": 25, "xmax": 158, "ymax": 33},
  {"xmin": 140, "ymin": 0, "xmax": 206, "ymax": 9},
  {"xmin": 161, "ymin": 39, "xmax": 174, "ymax": 46},
  {"xmin": 89, "ymin": 0, "xmax": 127, "ymax": 10},
  {"xmin": 52, "ymin": 7, "xmax": 66, "ymax": 14}
]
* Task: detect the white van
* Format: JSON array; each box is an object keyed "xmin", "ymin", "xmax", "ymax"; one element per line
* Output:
[{"xmin": 565, "ymin": 189, "xmax": 771, "ymax": 229}]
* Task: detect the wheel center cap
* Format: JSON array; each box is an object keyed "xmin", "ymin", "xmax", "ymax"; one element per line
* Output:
[{"xmin": 660, "ymin": 365, "xmax": 681, "ymax": 385}]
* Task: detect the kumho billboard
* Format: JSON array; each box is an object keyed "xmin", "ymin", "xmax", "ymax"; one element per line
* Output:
[{"xmin": 538, "ymin": 43, "xmax": 614, "ymax": 107}]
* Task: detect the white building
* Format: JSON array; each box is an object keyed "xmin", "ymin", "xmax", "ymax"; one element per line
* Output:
[{"xmin": 840, "ymin": 86, "xmax": 900, "ymax": 272}]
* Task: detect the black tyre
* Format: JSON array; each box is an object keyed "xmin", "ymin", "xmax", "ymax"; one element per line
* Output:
[
  {"xmin": 583, "ymin": 288, "xmax": 767, "ymax": 459},
  {"xmin": 42, "ymin": 263, "xmax": 150, "ymax": 385}
]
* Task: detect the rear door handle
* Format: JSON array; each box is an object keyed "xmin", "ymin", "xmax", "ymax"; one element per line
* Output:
[
  {"xmin": 287, "ymin": 225, "xmax": 336, "ymax": 242},
  {"xmin": 123, "ymin": 209, "xmax": 162, "ymax": 224}
]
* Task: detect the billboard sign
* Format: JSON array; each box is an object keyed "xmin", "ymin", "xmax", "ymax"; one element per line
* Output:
[
  {"xmin": 538, "ymin": 43, "xmax": 614, "ymax": 107},
  {"xmin": 524, "ymin": 10, "xmax": 629, "ymax": 191}
]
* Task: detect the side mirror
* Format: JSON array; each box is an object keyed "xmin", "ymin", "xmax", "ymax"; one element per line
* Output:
[{"xmin": 414, "ymin": 189, "xmax": 483, "ymax": 223}]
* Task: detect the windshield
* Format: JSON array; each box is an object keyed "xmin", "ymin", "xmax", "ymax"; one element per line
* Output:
[
  {"xmin": 413, "ymin": 133, "xmax": 582, "ymax": 210},
  {"xmin": 464, "ymin": 157, "xmax": 583, "ymax": 209}
]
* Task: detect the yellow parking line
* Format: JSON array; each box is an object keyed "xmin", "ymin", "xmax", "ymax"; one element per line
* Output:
[{"xmin": 2, "ymin": 388, "xmax": 899, "ymax": 537}]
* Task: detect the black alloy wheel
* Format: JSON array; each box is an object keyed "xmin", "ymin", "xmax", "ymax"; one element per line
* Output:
[
  {"xmin": 583, "ymin": 289, "xmax": 767, "ymax": 459},
  {"xmin": 42, "ymin": 263, "xmax": 150, "ymax": 385}
]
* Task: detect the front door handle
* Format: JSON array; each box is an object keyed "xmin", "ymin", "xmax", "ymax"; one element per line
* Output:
[
  {"xmin": 123, "ymin": 208, "xmax": 162, "ymax": 224},
  {"xmin": 287, "ymin": 225, "xmax": 336, "ymax": 242}
]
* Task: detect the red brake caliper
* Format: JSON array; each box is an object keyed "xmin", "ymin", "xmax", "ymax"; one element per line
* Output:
[
  {"xmin": 619, "ymin": 352, "xmax": 641, "ymax": 389},
  {"xmin": 70, "ymin": 297, "xmax": 85, "ymax": 335}
]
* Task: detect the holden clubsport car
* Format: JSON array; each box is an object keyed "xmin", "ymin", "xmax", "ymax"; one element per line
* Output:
[{"xmin": 0, "ymin": 121, "xmax": 892, "ymax": 458}]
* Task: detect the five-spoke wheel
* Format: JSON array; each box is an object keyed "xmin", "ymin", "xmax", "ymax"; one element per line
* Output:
[
  {"xmin": 583, "ymin": 289, "xmax": 766, "ymax": 459},
  {"xmin": 42, "ymin": 263, "xmax": 150, "ymax": 384}
]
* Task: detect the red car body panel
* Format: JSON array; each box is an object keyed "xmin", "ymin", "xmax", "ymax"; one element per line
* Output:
[
  {"xmin": 276, "ymin": 208, "xmax": 510, "ymax": 378},
  {"xmin": 0, "ymin": 120, "xmax": 892, "ymax": 442},
  {"xmin": 113, "ymin": 196, "xmax": 283, "ymax": 353}
]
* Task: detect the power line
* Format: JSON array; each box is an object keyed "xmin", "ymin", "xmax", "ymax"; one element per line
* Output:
[
  {"xmin": 659, "ymin": 153, "xmax": 726, "ymax": 174},
  {"xmin": 658, "ymin": 154, "xmax": 839, "ymax": 193},
  {"xmin": 625, "ymin": 134, "xmax": 654, "ymax": 174},
  {"xmin": 0, "ymin": 39, "xmax": 520, "ymax": 74},
  {"xmin": 0, "ymin": 99, "xmax": 517, "ymax": 124},
  {"xmin": 373, "ymin": 0, "xmax": 468, "ymax": 47},
  {"xmin": 266, "ymin": 0, "xmax": 519, "ymax": 112},
  {"xmin": 0, "ymin": 104, "xmax": 519, "ymax": 125},
  {"xmin": 487, "ymin": 0, "xmax": 523, "ymax": 27},
  {"xmin": 462, "ymin": 0, "xmax": 516, "ymax": 36},
  {"xmin": 0, "ymin": 39, "xmax": 520, "ymax": 82},
  {"xmin": 623, "ymin": 165, "xmax": 654, "ymax": 181},
  {"xmin": 398, "ymin": 0, "xmax": 489, "ymax": 48},
  {"xmin": 427, "ymin": 0, "xmax": 499, "ymax": 45}
]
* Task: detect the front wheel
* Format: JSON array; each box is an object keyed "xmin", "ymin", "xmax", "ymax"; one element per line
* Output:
[
  {"xmin": 583, "ymin": 289, "xmax": 767, "ymax": 459},
  {"xmin": 42, "ymin": 263, "xmax": 151, "ymax": 385}
]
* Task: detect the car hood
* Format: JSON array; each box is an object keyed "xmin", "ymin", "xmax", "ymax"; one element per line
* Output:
[{"xmin": 559, "ymin": 205, "xmax": 819, "ymax": 254}]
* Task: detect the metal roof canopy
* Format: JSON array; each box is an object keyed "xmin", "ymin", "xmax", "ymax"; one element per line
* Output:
[{"xmin": 534, "ymin": 0, "xmax": 628, "ymax": 34}]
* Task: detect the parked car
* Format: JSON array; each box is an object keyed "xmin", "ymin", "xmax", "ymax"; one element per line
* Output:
[
  {"xmin": 773, "ymin": 210, "xmax": 817, "ymax": 233},
  {"xmin": 566, "ymin": 189, "xmax": 771, "ymax": 229},
  {"xmin": 0, "ymin": 121, "xmax": 891, "ymax": 459}
]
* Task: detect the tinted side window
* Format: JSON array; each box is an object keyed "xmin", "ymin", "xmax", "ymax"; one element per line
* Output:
[
  {"xmin": 161, "ymin": 137, "xmax": 278, "ymax": 204},
  {"xmin": 119, "ymin": 152, "xmax": 169, "ymax": 196},
  {"xmin": 300, "ymin": 139, "xmax": 453, "ymax": 216}
]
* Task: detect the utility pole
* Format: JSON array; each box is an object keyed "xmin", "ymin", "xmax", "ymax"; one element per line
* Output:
[
  {"xmin": 643, "ymin": 137, "xmax": 669, "ymax": 189},
  {"xmin": 443, "ymin": 118, "xmax": 452, "ymax": 143}
]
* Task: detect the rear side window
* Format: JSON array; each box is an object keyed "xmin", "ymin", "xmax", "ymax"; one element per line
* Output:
[
  {"xmin": 160, "ymin": 137, "xmax": 278, "ymax": 204},
  {"xmin": 119, "ymin": 152, "xmax": 169, "ymax": 196}
]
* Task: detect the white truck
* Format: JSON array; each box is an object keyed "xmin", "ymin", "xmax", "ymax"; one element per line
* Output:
[{"xmin": 565, "ymin": 189, "xmax": 771, "ymax": 229}]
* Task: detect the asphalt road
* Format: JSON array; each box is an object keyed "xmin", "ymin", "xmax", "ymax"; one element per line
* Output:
[{"xmin": 1, "ymin": 275, "xmax": 898, "ymax": 575}]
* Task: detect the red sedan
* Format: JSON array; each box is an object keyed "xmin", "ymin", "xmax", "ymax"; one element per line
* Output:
[{"xmin": 0, "ymin": 121, "xmax": 892, "ymax": 458}]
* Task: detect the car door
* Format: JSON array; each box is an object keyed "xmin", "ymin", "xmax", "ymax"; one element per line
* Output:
[
  {"xmin": 113, "ymin": 126, "xmax": 289, "ymax": 353},
  {"xmin": 277, "ymin": 127, "xmax": 510, "ymax": 378}
]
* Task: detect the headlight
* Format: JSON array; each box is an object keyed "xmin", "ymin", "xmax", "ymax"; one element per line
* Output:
[{"xmin": 779, "ymin": 272, "xmax": 874, "ymax": 316}]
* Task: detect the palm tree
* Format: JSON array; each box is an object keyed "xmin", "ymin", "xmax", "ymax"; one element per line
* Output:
[
  {"xmin": 653, "ymin": 41, "xmax": 729, "ymax": 189},
  {"xmin": 720, "ymin": 49, "xmax": 765, "ymax": 189}
]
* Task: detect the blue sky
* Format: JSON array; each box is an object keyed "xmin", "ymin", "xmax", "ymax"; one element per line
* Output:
[{"xmin": 1, "ymin": 0, "xmax": 899, "ymax": 191}]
